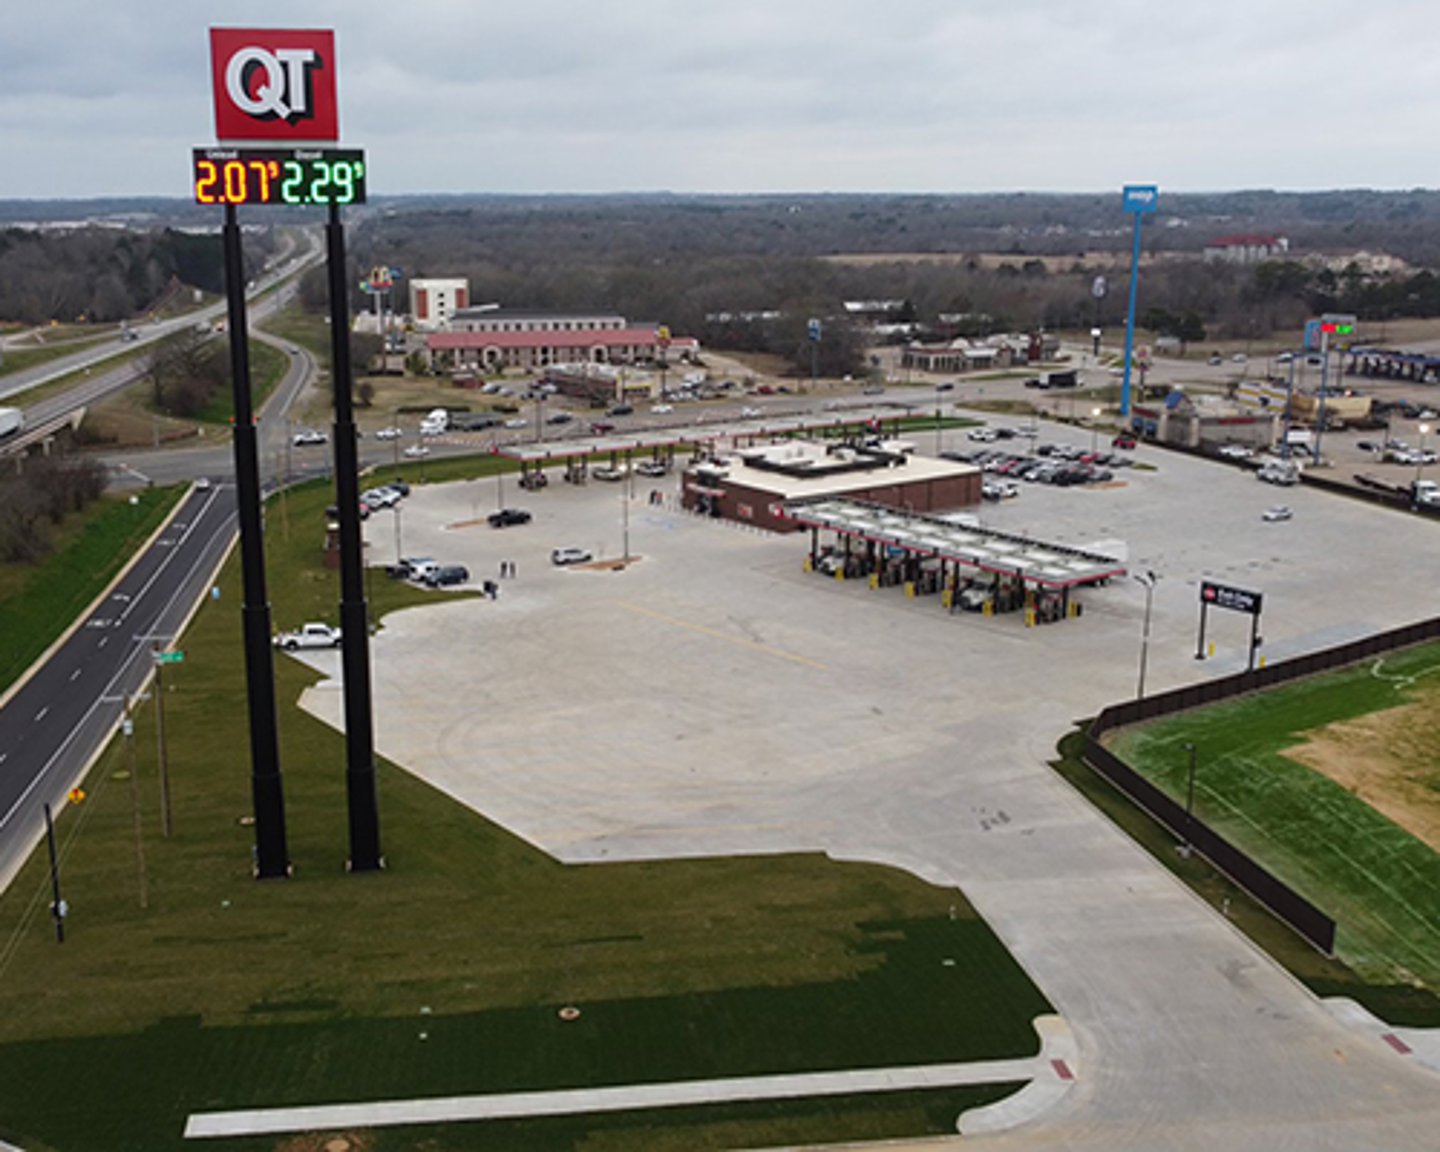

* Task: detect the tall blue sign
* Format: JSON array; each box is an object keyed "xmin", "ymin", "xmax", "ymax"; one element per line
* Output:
[{"xmin": 1120, "ymin": 184, "xmax": 1159, "ymax": 417}]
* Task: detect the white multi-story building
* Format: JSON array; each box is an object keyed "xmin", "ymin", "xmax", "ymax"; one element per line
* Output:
[{"xmin": 409, "ymin": 278, "xmax": 471, "ymax": 330}]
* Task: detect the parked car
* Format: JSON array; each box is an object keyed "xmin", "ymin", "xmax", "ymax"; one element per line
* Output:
[
  {"xmin": 273, "ymin": 622, "xmax": 341, "ymax": 650},
  {"xmin": 391, "ymin": 556, "xmax": 437, "ymax": 581},
  {"xmin": 967, "ymin": 428, "xmax": 998, "ymax": 442},
  {"xmin": 519, "ymin": 473, "xmax": 549, "ymax": 490},
  {"xmin": 634, "ymin": 460, "xmax": 670, "ymax": 477},
  {"xmin": 551, "ymin": 547, "xmax": 593, "ymax": 566},
  {"xmin": 592, "ymin": 465, "xmax": 628, "ymax": 482},
  {"xmin": 487, "ymin": 508, "xmax": 532, "ymax": 528},
  {"xmin": 424, "ymin": 564, "xmax": 470, "ymax": 587},
  {"xmin": 1262, "ymin": 505, "xmax": 1294, "ymax": 521},
  {"xmin": 1112, "ymin": 434, "xmax": 1137, "ymax": 450}
]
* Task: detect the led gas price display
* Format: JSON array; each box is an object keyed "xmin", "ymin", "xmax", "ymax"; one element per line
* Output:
[{"xmin": 192, "ymin": 148, "xmax": 367, "ymax": 206}]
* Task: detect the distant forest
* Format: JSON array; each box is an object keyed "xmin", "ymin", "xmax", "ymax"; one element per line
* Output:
[
  {"xmin": 0, "ymin": 226, "xmax": 272, "ymax": 326},
  {"xmin": 7, "ymin": 190, "xmax": 1440, "ymax": 364},
  {"xmin": 345, "ymin": 190, "xmax": 1440, "ymax": 371}
]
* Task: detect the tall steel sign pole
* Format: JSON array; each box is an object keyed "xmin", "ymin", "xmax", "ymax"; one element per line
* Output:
[
  {"xmin": 222, "ymin": 201, "xmax": 289, "ymax": 877},
  {"xmin": 327, "ymin": 204, "xmax": 383, "ymax": 872},
  {"xmin": 1119, "ymin": 185, "xmax": 1158, "ymax": 418},
  {"xmin": 200, "ymin": 27, "xmax": 380, "ymax": 873}
]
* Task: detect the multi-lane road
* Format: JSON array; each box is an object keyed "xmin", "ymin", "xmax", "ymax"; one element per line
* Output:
[{"xmin": 0, "ymin": 484, "xmax": 238, "ymax": 891}]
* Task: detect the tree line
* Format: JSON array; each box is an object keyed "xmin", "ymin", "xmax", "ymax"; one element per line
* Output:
[
  {"xmin": 0, "ymin": 454, "xmax": 108, "ymax": 563},
  {"xmin": 0, "ymin": 227, "xmax": 271, "ymax": 326}
]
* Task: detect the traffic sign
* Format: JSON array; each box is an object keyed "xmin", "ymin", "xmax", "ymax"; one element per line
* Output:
[{"xmin": 155, "ymin": 650, "xmax": 185, "ymax": 665}]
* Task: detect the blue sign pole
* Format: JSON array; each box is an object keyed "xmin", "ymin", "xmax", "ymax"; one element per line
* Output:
[{"xmin": 1119, "ymin": 185, "xmax": 1158, "ymax": 418}]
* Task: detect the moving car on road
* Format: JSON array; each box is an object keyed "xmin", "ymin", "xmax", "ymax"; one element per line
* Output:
[
  {"xmin": 292, "ymin": 428, "xmax": 327, "ymax": 446},
  {"xmin": 1262, "ymin": 505, "xmax": 1294, "ymax": 522},
  {"xmin": 551, "ymin": 547, "xmax": 593, "ymax": 566}
]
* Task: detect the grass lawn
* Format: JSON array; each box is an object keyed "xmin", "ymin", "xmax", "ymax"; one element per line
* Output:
[
  {"xmin": 0, "ymin": 477, "xmax": 1051, "ymax": 1152},
  {"xmin": 1104, "ymin": 647, "xmax": 1440, "ymax": 999},
  {"xmin": 0, "ymin": 487, "xmax": 182, "ymax": 694},
  {"xmin": 0, "ymin": 332, "xmax": 114, "ymax": 377}
]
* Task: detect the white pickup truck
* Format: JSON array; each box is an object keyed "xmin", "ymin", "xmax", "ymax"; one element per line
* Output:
[{"xmin": 273, "ymin": 623, "xmax": 342, "ymax": 651}]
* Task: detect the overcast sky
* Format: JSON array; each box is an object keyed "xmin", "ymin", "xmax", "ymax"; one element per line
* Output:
[{"xmin": 3, "ymin": 0, "xmax": 1438, "ymax": 200}]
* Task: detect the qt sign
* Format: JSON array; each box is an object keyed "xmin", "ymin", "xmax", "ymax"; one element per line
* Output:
[{"xmin": 210, "ymin": 28, "xmax": 338, "ymax": 142}]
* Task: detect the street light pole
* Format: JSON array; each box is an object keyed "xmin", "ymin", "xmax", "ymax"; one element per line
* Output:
[
  {"xmin": 1090, "ymin": 407, "xmax": 1102, "ymax": 455},
  {"xmin": 1134, "ymin": 570, "xmax": 1158, "ymax": 699},
  {"xmin": 1417, "ymin": 423, "xmax": 1430, "ymax": 486}
]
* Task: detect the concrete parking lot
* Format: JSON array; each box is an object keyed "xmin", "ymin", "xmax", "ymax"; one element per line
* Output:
[{"xmin": 298, "ymin": 417, "xmax": 1440, "ymax": 1150}]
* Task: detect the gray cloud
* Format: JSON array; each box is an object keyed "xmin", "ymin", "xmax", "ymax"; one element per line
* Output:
[{"xmin": 2, "ymin": 0, "xmax": 1438, "ymax": 197}]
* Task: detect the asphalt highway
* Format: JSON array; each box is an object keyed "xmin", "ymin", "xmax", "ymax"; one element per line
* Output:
[{"xmin": 0, "ymin": 484, "xmax": 238, "ymax": 893}]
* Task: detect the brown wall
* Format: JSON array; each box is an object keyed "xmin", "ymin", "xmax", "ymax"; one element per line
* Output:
[{"xmin": 681, "ymin": 470, "xmax": 981, "ymax": 533}]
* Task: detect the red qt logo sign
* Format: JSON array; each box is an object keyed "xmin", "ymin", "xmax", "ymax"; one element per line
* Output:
[{"xmin": 210, "ymin": 28, "xmax": 338, "ymax": 142}]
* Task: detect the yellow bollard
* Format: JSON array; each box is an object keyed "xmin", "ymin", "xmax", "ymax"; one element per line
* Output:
[
  {"xmin": 942, "ymin": 589, "xmax": 953, "ymax": 609},
  {"xmin": 869, "ymin": 573, "xmax": 879, "ymax": 590},
  {"xmin": 904, "ymin": 581, "xmax": 915, "ymax": 598},
  {"xmin": 1025, "ymin": 608, "xmax": 1036, "ymax": 627}
]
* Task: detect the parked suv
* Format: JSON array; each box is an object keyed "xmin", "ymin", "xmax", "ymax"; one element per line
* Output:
[
  {"xmin": 423, "ymin": 564, "xmax": 469, "ymax": 587},
  {"xmin": 488, "ymin": 508, "xmax": 532, "ymax": 528}
]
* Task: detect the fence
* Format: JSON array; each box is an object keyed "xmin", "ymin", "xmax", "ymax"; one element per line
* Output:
[{"xmin": 1084, "ymin": 612, "xmax": 1440, "ymax": 954}]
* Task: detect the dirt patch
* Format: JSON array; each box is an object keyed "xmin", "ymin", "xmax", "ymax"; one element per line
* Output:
[
  {"xmin": 275, "ymin": 1132, "xmax": 373, "ymax": 1152},
  {"xmin": 1286, "ymin": 696, "xmax": 1440, "ymax": 850}
]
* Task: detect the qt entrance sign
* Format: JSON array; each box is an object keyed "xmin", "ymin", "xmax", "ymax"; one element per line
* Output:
[
  {"xmin": 1200, "ymin": 579, "xmax": 1263, "ymax": 616},
  {"xmin": 210, "ymin": 28, "xmax": 339, "ymax": 142}
]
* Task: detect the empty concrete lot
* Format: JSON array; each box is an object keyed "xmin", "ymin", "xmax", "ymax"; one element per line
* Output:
[{"xmin": 299, "ymin": 425, "xmax": 1440, "ymax": 1149}]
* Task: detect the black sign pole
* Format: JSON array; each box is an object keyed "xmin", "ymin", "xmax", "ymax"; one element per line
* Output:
[
  {"xmin": 326, "ymin": 200, "xmax": 383, "ymax": 873},
  {"xmin": 224, "ymin": 202, "xmax": 290, "ymax": 879},
  {"xmin": 1195, "ymin": 598, "xmax": 1208, "ymax": 660},
  {"xmin": 1249, "ymin": 612, "xmax": 1260, "ymax": 673}
]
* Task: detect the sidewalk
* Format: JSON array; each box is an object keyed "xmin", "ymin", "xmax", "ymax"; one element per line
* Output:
[{"xmin": 185, "ymin": 1017, "xmax": 1074, "ymax": 1140}]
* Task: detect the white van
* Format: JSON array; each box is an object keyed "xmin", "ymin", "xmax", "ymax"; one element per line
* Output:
[{"xmin": 419, "ymin": 408, "xmax": 449, "ymax": 436}]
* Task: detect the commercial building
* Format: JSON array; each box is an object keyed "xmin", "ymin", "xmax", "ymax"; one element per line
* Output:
[
  {"xmin": 681, "ymin": 439, "xmax": 981, "ymax": 533},
  {"xmin": 427, "ymin": 308, "xmax": 699, "ymax": 375},
  {"xmin": 409, "ymin": 278, "xmax": 470, "ymax": 330}
]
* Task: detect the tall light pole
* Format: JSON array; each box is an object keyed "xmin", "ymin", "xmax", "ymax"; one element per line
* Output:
[
  {"xmin": 1417, "ymin": 423, "xmax": 1430, "ymax": 485},
  {"xmin": 1090, "ymin": 406, "xmax": 1103, "ymax": 455},
  {"xmin": 1134, "ymin": 570, "xmax": 1158, "ymax": 699}
]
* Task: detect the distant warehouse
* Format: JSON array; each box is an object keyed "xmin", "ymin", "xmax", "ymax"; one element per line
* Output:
[{"xmin": 682, "ymin": 439, "xmax": 981, "ymax": 532}]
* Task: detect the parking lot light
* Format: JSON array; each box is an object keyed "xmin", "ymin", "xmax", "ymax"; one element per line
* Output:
[
  {"xmin": 1134, "ymin": 569, "xmax": 1158, "ymax": 699},
  {"xmin": 1090, "ymin": 407, "xmax": 1103, "ymax": 454},
  {"xmin": 1418, "ymin": 423, "xmax": 1431, "ymax": 484}
]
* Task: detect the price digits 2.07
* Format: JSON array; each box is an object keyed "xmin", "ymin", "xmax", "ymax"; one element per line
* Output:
[{"xmin": 193, "ymin": 153, "xmax": 366, "ymax": 206}]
